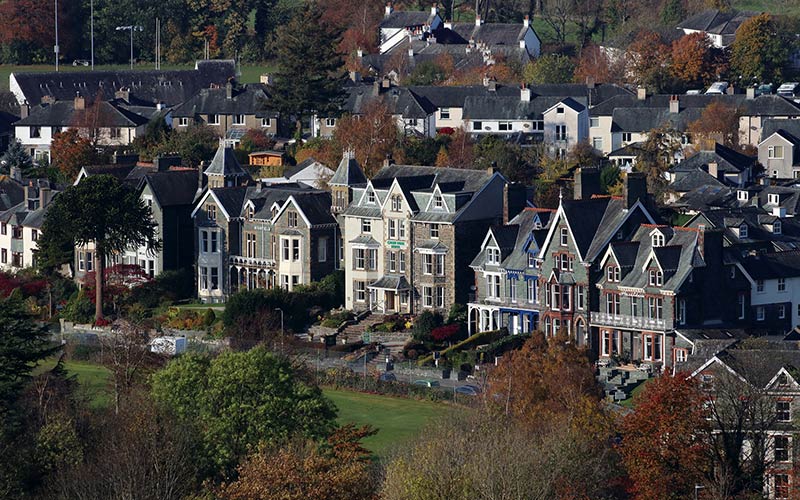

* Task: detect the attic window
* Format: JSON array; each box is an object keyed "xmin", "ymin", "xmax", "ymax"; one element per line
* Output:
[
  {"xmin": 287, "ymin": 211, "xmax": 298, "ymax": 227},
  {"xmin": 775, "ymin": 221, "xmax": 782, "ymax": 235},
  {"xmin": 739, "ymin": 224, "xmax": 748, "ymax": 238},
  {"xmin": 769, "ymin": 194, "xmax": 780, "ymax": 205},
  {"xmin": 556, "ymin": 107, "xmax": 564, "ymax": 114},
  {"xmin": 648, "ymin": 269, "xmax": 663, "ymax": 287},
  {"xmin": 246, "ymin": 206, "xmax": 254, "ymax": 219},
  {"xmin": 486, "ymin": 247, "xmax": 500, "ymax": 265},
  {"xmin": 779, "ymin": 373, "xmax": 789, "ymax": 386},
  {"xmin": 433, "ymin": 194, "xmax": 443, "ymax": 209},
  {"xmin": 737, "ymin": 190, "xmax": 748, "ymax": 201},
  {"xmin": 367, "ymin": 191, "xmax": 376, "ymax": 204},
  {"xmin": 651, "ymin": 232, "xmax": 665, "ymax": 248}
]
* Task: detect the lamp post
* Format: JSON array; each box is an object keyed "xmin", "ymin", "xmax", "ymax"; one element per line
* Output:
[
  {"xmin": 694, "ymin": 484, "xmax": 705, "ymax": 500},
  {"xmin": 90, "ymin": 0, "xmax": 94, "ymax": 70},
  {"xmin": 115, "ymin": 25, "xmax": 143, "ymax": 70},
  {"xmin": 54, "ymin": 0, "xmax": 59, "ymax": 71}
]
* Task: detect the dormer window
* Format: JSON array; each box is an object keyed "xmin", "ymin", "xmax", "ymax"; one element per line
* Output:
[
  {"xmin": 651, "ymin": 232, "xmax": 665, "ymax": 247},
  {"xmin": 207, "ymin": 205, "xmax": 216, "ymax": 222},
  {"xmin": 779, "ymin": 373, "xmax": 789, "ymax": 386},
  {"xmin": 528, "ymin": 253, "xmax": 536, "ymax": 267},
  {"xmin": 367, "ymin": 191, "xmax": 376, "ymax": 204},
  {"xmin": 287, "ymin": 211, "xmax": 298, "ymax": 227},
  {"xmin": 433, "ymin": 194, "xmax": 443, "ymax": 209},
  {"xmin": 769, "ymin": 193, "xmax": 780, "ymax": 205},
  {"xmin": 775, "ymin": 221, "xmax": 782, "ymax": 235},
  {"xmin": 486, "ymin": 248, "xmax": 500, "ymax": 265},
  {"xmin": 560, "ymin": 228, "xmax": 568, "ymax": 246},
  {"xmin": 607, "ymin": 265, "xmax": 620, "ymax": 282},
  {"xmin": 737, "ymin": 190, "xmax": 749, "ymax": 201},
  {"xmin": 391, "ymin": 195, "xmax": 402, "ymax": 212},
  {"xmin": 648, "ymin": 269, "xmax": 663, "ymax": 287},
  {"xmin": 739, "ymin": 224, "xmax": 748, "ymax": 238}
]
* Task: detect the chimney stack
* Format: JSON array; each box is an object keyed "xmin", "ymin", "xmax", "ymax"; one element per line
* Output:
[
  {"xmin": 431, "ymin": 3, "xmax": 438, "ymax": 16},
  {"xmin": 349, "ymin": 70, "xmax": 361, "ymax": 83},
  {"xmin": 385, "ymin": 2, "xmax": 393, "ymax": 16},
  {"xmin": 523, "ymin": 15, "xmax": 530, "ymax": 28},
  {"xmin": 746, "ymin": 87, "xmax": 755, "ymax": 99},
  {"xmin": 39, "ymin": 185, "xmax": 52, "ymax": 209},
  {"xmin": 520, "ymin": 84, "xmax": 531, "ymax": 102},
  {"xmin": 708, "ymin": 161, "xmax": 719, "ymax": 179},
  {"xmin": 381, "ymin": 77, "xmax": 391, "ymax": 89},
  {"xmin": 19, "ymin": 101, "xmax": 29, "ymax": 119},
  {"xmin": 574, "ymin": 167, "xmax": 602, "ymax": 201},
  {"xmin": 226, "ymin": 81, "xmax": 233, "ymax": 99},
  {"xmin": 74, "ymin": 94, "xmax": 85, "ymax": 110},
  {"xmin": 114, "ymin": 87, "xmax": 130, "ymax": 102},
  {"xmin": 356, "ymin": 48, "xmax": 363, "ymax": 58},
  {"xmin": 199, "ymin": 161, "xmax": 207, "ymax": 189},
  {"xmin": 259, "ymin": 74, "xmax": 273, "ymax": 85},
  {"xmin": 624, "ymin": 172, "xmax": 647, "ymax": 209},
  {"xmin": 408, "ymin": 47, "xmax": 414, "ymax": 58},
  {"xmin": 586, "ymin": 76, "xmax": 595, "ymax": 89},
  {"xmin": 669, "ymin": 94, "xmax": 679, "ymax": 113},
  {"xmin": 475, "ymin": 15, "xmax": 482, "ymax": 26},
  {"xmin": 383, "ymin": 154, "xmax": 394, "ymax": 169},
  {"xmin": 637, "ymin": 87, "xmax": 647, "ymax": 100}
]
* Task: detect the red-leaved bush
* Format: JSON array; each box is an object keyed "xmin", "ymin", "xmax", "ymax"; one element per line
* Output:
[{"xmin": 431, "ymin": 323, "xmax": 461, "ymax": 342}]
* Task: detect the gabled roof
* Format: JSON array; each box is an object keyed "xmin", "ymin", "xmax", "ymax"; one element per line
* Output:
[
  {"xmin": 11, "ymin": 60, "xmax": 236, "ymax": 107},
  {"xmin": 739, "ymin": 250, "xmax": 800, "ymax": 280},
  {"xmin": 676, "ymin": 9, "xmax": 755, "ymax": 45},
  {"xmin": 450, "ymin": 22, "xmax": 528, "ymax": 46},
  {"xmin": 205, "ymin": 145, "xmax": 248, "ymax": 177},
  {"xmin": 342, "ymin": 85, "xmax": 436, "ymax": 118},
  {"xmin": 591, "ymin": 93, "xmax": 800, "ymax": 118},
  {"xmin": 463, "ymin": 95, "xmax": 562, "ymax": 120},
  {"xmin": 670, "ymin": 143, "xmax": 755, "ymax": 177},
  {"xmin": 142, "ymin": 170, "xmax": 199, "ymax": 207},
  {"xmin": 379, "ymin": 10, "xmax": 437, "ymax": 29},
  {"xmin": 171, "ymin": 83, "xmax": 277, "ymax": 118},
  {"xmin": 670, "ymin": 168, "xmax": 726, "ymax": 193},
  {"xmin": 545, "ymin": 97, "xmax": 585, "ymax": 114},
  {"xmin": 762, "ymin": 118, "xmax": 800, "ymax": 143},
  {"xmin": 15, "ymin": 99, "xmax": 150, "ymax": 128}
]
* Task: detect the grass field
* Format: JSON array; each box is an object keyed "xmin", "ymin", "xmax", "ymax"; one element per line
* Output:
[
  {"xmin": 324, "ymin": 388, "xmax": 453, "ymax": 456},
  {"xmin": 33, "ymin": 358, "xmax": 451, "ymax": 455},
  {"xmin": 0, "ymin": 62, "xmax": 275, "ymax": 91}
]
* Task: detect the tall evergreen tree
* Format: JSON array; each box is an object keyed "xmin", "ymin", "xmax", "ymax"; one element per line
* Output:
[
  {"xmin": 37, "ymin": 175, "xmax": 159, "ymax": 321},
  {"xmin": 268, "ymin": 1, "xmax": 346, "ymax": 135},
  {"xmin": 0, "ymin": 140, "xmax": 34, "ymax": 178},
  {"xmin": 731, "ymin": 13, "xmax": 788, "ymax": 84}
]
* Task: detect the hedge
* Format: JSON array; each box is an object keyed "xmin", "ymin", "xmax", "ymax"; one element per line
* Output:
[{"xmin": 417, "ymin": 328, "xmax": 507, "ymax": 366}]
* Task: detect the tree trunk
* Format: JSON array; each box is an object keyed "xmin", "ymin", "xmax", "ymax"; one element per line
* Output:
[{"xmin": 95, "ymin": 243, "xmax": 104, "ymax": 321}]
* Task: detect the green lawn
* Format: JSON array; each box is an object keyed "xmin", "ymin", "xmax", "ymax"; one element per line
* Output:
[
  {"xmin": 323, "ymin": 388, "xmax": 453, "ymax": 456},
  {"xmin": 733, "ymin": 0, "xmax": 800, "ymax": 15},
  {"xmin": 619, "ymin": 378, "xmax": 651, "ymax": 409},
  {"xmin": 34, "ymin": 358, "xmax": 451, "ymax": 456},
  {"xmin": 0, "ymin": 62, "xmax": 276, "ymax": 90}
]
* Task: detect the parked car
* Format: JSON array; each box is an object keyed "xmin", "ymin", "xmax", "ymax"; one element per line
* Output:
[
  {"xmin": 413, "ymin": 379, "xmax": 440, "ymax": 388},
  {"xmin": 705, "ymin": 81, "xmax": 729, "ymax": 95},
  {"xmin": 778, "ymin": 82, "xmax": 800, "ymax": 98},
  {"xmin": 73, "ymin": 59, "xmax": 90, "ymax": 66},
  {"xmin": 378, "ymin": 372, "xmax": 397, "ymax": 382},
  {"xmin": 756, "ymin": 83, "xmax": 773, "ymax": 96},
  {"xmin": 455, "ymin": 385, "xmax": 481, "ymax": 396},
  {"xmin": 685, "ymin": 89, "xmax": 702, "ymax": 95}
]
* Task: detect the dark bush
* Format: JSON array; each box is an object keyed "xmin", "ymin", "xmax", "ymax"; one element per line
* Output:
[{"xmin": 412, "ymin": 310, "xmax": 443, "ymax": 342}]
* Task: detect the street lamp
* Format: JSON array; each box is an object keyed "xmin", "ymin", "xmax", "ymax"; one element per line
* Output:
[
  {"xmin": 694, "ymin": 484, "xmax": 705, "ymax": 500},
  {"xmin": 115, "ymin": 25, "xmax": 143, "ymax": 70}
]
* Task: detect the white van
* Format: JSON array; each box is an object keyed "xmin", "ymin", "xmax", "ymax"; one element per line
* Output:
[{"xmin": 777, "ymin": 83, "xmax": 800, "ymax": 98}]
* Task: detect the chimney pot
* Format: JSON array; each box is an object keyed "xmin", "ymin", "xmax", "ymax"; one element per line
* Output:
[
  {"xmin": 669, "ymin": 94, "xmax": 679, "ymax": 113},
  {"xmin": 523, "ymin": 15, "xmax": 529, "ymax": 28},
  {"xmin": 385, "ymin": 2, "xmax": 393, "ymax": 16},
  {"xmin": 637, "ymin": 87, "xmax": 647, "ymax": 100},
  {"xmin": 708, "ymin": 162, "xmax": 719, "ymax": 179},
  {"xmin": 74, "ymin": 94, "xmax": 85, "ymax": 110}
]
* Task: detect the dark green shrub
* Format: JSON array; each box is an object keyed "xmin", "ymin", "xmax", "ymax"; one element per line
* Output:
[
  {"xmin": 412, "ymin": 310, "xmax": 443, "ymax": 342},
  {"xmin": 203, "ymin": 308, "xmax": 216, "ymax": 327}
]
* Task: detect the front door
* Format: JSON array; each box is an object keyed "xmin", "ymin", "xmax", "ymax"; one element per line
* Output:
[{"xmin": 385, "ymin": 291, "xmax": 396, "ymax": 312}]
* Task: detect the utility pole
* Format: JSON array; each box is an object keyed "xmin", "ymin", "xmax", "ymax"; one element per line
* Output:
[
  {"xmin": 90, "ymin": 0, "xmax": 94, "ymax": 70},
  {"xmin": 54, "ymin": 0, "xmax": 59, "ymax": 71},
  {"xmin": 116, "ymin": 25, "xmax": 143, "ymax": 70}
]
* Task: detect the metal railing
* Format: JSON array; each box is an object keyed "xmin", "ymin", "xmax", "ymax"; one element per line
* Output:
[{"xmin": 590, "ymin": 312, "xmax": 669, "ymax": 331}]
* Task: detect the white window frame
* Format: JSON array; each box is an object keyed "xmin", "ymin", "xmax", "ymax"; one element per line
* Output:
[
  {"xmin": 261, "ymin": 117, "xmax": 272, "ymax": 127},
  {"xmin": 560, "ymin": 227, "xmax": 568, "ymax": 246},
  {"xmin": 207, "ymin": 114, "xmax": 220, "ymax": 125},
  {"xmin": 757, "ymin": 305, "xmax": 765, "ymax": 321},
  {"xmin": 232, "ymin": 114, "xmax": 246, "ymax": 126}
]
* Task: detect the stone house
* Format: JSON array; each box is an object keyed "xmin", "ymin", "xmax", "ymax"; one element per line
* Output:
[
  {"xmin": 379, "ymin": 3, "xmax": 443, "ymax": 54},
  {"xmin": 0, "ymin": 178, "xmax": 56, "ymax": 271},
  {"xmin": 170, "ymin": 82, "xmax": 279, "ymax": 144},
  {"xmin": 737, "ymin": 251, "xmax": 800, "ymax": 332},
  {"xmin": 338, "ymin": 158, "xmax": 516, "ymax": 315},
  {"xmin": 192, "ymin": 152, "xmax": 338, "ymax": 302},
  {"xmin": 468, "ymin": 207, "xmax": 554, "ymax": 335}
]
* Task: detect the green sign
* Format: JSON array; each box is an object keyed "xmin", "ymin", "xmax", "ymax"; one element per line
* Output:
[
  {"xmin": 362, "ymin": 332, "xmax": 371, "ymax": 343},
  {"xmin": 387, "ymin": 240, "xmax": 405, "ymax": 249}
]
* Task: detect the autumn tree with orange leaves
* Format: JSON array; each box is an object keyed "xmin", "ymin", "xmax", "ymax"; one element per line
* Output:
[
  {"xmin": 50, "ymin": 129, "xmax": 98, "ymax": 182},
  {"xmin": 333, "ymin": 101, "xmax": 399, "ymax": 177},
  {"xmin": 687, "ymin": 100, "xmax": 741, "ymax": 150},
  {"xmin": 619, "ymin": 373, "xmax": 710, "ymax": 500},
  {"xmin": 216, "ymin": 424, "xmax": 377, "ymax": 500},
  {"xmin": 627, "ymin": 31, "xmax": 672, "ymax": 93},
  {"xmin": 671, "ymin": 32, "xmax": 725, "ymax": 90},
  {"xmin": 486, "ymin": 332, "xmax": 610, "ymax": 438}
]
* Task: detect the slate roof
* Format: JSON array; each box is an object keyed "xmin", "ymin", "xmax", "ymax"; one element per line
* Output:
[
  {"xmin": 360, "ymin": 48, "xmax": 488, "ymax": 79},
  {"xmin": 379, "ymin": 10, "xmax": 437, "ymax": 29},
  {"xmin": 14, "ymin": 99, "xmax": 150, "ymax": 128},
  {"xmin": 369, "ymin": 275, "xmax": 412, "ymax": 290},
  {"xmin": 715, "ymin": 345, "xmax": 800, "ymax": 388},
  {"xmin": 591, "ymin": 94, "xmax": 800, "ymax": 119},
  {"xmin": 205, "ymin": 146, "xmax": 248, "ymax": 177},
  {"xmin": 670, "ymin": 168, "xmax": 726, "ymax": 193},
  {"xmin": 289, "ymin": 191, "xmax": 336, "ymax": 226},
  {"xmin": 762, "ymin": 118, "xmax": 800, "ymax": 142},
  {"xmin": 341, "ymin": 85, "xmax": 435, "ymax": 119},
  {"xmin": 143, "ymin": 170, "xmax": 199, "ymax": 207},
  {"xmin": 610, "ymin": 106, "xmax": 702, "ymax": 133},
  {"xmin": 739, "ymin": 250, "xmax": 800, "ymax": 280},
  {"xmin": 686, "ymin": 207, "xmax": 800, "ymax": 248},
  {"xmin": 329, "ymin": 153, "xmax": 367, "ymax": 186},
  {"xmin": 11, "ymin": 60, "xmax": 236, "ymax": 107},
  {"xmin": 670, "ymin": 143, "xmax": 756, "ymax": 175},
  {"xmin": 463, "ymin": 95, "xmax": 562, "ymax": 120},
  {"xmin": 209, "ymin": 187, "xmax": 248, "ymax": 219},
  {"xmin": 0, "ymin": 176, "xmax": 25, "ymax": 212},
  {"xmin": 677, "ymin": 9, "xmax": 756, "ymax": 46},
  {"xmin": 171, "ymin": 83, "xmax": 277, "ymax": 118},
  {"xmin": 450, "ymin": 22, "xmax": 528, "ymax": 46},
  {"xmin": 408, "ymin": 84, "xmax": 520, "ymax": 108}
]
